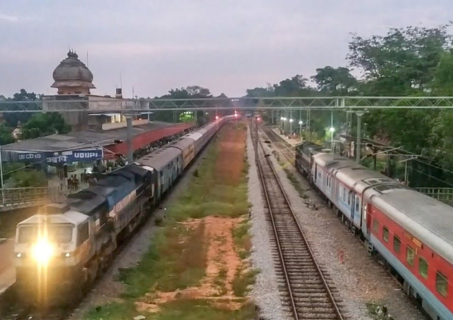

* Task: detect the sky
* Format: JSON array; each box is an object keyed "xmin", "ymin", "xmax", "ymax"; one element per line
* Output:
[{"xmin": 0, "ymin": 0, "xmax": 451, "ymax": 98}]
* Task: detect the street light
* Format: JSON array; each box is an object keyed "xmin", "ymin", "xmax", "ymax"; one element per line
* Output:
[
  {"xmin": 289, "ymin": 119, "xmax": 294, "ymax": 135},
  {"xmin": 281, "ymin": 117, "xmax": 287, "ymax": 132},
  {"xmin": 299, "ymin": 121, "xmax": 303, "ymax": 140},
  {"xmin": 329, "ymin": 127, "xmax": 335, "ymax": 152}
]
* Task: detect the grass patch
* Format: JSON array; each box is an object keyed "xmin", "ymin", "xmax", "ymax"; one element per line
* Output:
[
  {"xmin": 233, "ymin": 220, "xmax": 252, "ymax": 259},
  {"xmin": 365, "ymin": 302, "xmax": 390, "ymax": 319},
  {"xmin": 118, "ymin": 220, "xmax": 207, "ymax": 298},
  {"xmin": 83, "ymin": 122, "xmax": 256, "ymax": 320},
  {"xmin": 232, "ymin": 267, "xmax": 260, "ymax": 297},
  {"xmin": 155, "ymin": 299, "xmax": 256, "ymax": 320},
  {"xmin": 283, "ymin": 168, "xmax": 308, "ymax": 199}
]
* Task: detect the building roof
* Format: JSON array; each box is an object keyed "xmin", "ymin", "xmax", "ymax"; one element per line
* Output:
[
  {"xmin": 0, "ymin": 121, "xmax": 190, "ymax": 161},
  {"xmin": 51, "ymin": 51, "xmax": 95, "ymax": 89}
]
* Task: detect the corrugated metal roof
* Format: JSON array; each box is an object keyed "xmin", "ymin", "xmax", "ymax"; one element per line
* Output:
[{"xmin": 1, "ymin": 121, "xmax": 175, "ymax": 153}]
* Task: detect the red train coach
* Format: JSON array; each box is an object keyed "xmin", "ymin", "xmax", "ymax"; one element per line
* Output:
[{"xmin": 365, "ymin": 188, "xmax": 453, "ymax": 320}]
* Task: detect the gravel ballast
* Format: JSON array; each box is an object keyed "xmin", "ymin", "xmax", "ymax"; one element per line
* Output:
[
  {"xmin": 259, "ymin": 130, "xmax": 427, "ymax": 320},
  {"xmin": 247, "ymin": 127, "xmax": 290, "ymax": 320}
]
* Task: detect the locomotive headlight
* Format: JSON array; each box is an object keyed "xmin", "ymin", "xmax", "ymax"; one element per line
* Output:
[{"xmin": 32, "ymin": 240, "xmax": 54, "ymax": 265}]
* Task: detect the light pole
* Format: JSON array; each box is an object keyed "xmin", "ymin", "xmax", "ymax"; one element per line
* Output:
[
  {"xmin": 289, "ymin": 119, "xmax": 294, "ymax": 136},
  {"xmin": 329, "ymin": 127, "xmax": 335, "ymax": 152},
  {"xmin": 355, "ymin": 111, "xmax": 365, "ymax": 163},
  {"xmin": 299, "ymin": 120, "xmax": 303, "ymax": 140}
]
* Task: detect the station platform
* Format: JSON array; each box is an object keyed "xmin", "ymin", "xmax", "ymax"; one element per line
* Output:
[
  {"xmin": 0, "ymin": 239, "xmax": 15, "ymax": 294},
  {"xmin": 270, "ymin": 127, "xmax": 302, "ymax": 147}
]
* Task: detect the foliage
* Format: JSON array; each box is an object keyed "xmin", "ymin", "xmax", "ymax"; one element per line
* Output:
[
  {"xmin": 246, "ymin": 23, "xmax": 453, "ymax": 186},
  {"xmin": 2, "ymin": 89, "xmax": 41, "ymax": 127},
  {"xmin": 21, "ymin": 112, "xmax": 71, "ymax": 139},
  {"xmin": 151, "ymin": 86, "xmax": 231, "ymax": 126},
  {"xmin": 0, "ymin": 125, "xmax": 15, "ymax": 145},
  {"xmin": 9, "ymin": 169, "xmax": 47, "ymax": 187}
]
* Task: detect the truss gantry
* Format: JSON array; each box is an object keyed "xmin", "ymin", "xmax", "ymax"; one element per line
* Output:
[{"xmin": 1, "ymin": 96, "xmax": 453, "ymax": 113}]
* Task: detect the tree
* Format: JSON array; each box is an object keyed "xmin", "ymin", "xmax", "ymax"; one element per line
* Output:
[
  {"xmin": 311, "ymin": 66, "xmax": 357, "ymax": 95},
  {"xmin": 152, "ymin": 86, "xmax": 214, "ymax": 125},
  {"xmin": 2, "ymin": 89, "xmax": 42, "ymax": 128},
  {"xmin": 348, "ymin": 24, "xmax": 451, "ymax": 93},
  {"xmin": 9, "ymin": 170, "xmax": 47, "ymax": 188},
  {"xmin": 0, "ymin": 125, "xmax": 15, "ymax": 145},
  {"xmin": 21, "ymin": 112, "xmax": 71, "ymax": 139}
]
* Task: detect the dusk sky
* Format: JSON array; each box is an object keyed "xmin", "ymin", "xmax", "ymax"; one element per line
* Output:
[{"xmin": 0, "ymin": 0, "xmax": 451, "ymax": 98}]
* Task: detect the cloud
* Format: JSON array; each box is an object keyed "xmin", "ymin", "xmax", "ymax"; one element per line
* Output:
[
  {"xmin": 0, "ymin": 13, "xmax": 19, "ymax": 22},
  {"xmin": 0, "ymin": 0, "xmax": 452, "ymax": 97},
  {"xmin": 0, "ymin": 12, "xmax": 37, "ymax": 23}
]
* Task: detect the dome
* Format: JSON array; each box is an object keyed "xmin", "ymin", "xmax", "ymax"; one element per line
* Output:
[{"xmin": 51, "ymin": 50, "xmax": 96, "ymax": 90}]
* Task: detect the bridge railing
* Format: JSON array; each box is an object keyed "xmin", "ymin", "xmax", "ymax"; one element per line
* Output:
[
  {"xmin": 414, "ymin": 187, "xmax": 453, "ymax": 205},
  {"xmin": 0, "ymin": 187, "xmax": 66, "ymax": 210}
]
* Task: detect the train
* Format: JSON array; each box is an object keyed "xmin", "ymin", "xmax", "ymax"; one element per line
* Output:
[
  {"xmin": 13, "ymin": 114, "xmax": 240, "ymax": 306},
  {"xmin": 295, "ymin": 141, "xmax": 453, "ymax": 320}
]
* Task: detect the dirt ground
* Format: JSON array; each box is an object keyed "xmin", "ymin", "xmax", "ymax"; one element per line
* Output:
[
  {"xmin": 215, "ymin": 122, "xmax": 247, "ymax": 185},
  {"xmin": 136, "ymin": 216, "xmax": 245, "ymax": 312},
  {"xmin": 136, "ymin": 121, "xmax": 250, "ymax": 313}
]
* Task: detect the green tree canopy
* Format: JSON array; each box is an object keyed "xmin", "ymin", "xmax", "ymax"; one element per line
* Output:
[{"xmin": 21, "ymin": 112, "xmax": 71, "ymax": 139}]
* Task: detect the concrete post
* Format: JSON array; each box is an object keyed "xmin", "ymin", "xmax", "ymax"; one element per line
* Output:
[{"xmin": 126, "ymin": 116, "xmax": 133, "ymax": 164}]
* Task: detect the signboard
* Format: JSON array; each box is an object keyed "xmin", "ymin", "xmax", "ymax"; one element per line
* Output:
[
  {"xmin": 17, "ymin": 153, "xmax": 42, "ymax": 161},
  {"xmin": 15, "ymin": 148, "xmax": 103, "ymax": 165}
]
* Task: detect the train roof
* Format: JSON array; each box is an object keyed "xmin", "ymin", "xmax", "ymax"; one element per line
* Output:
[
  {"xmin": 313, "ymin": 153, "xmax": 351, "ymax": 167},
  {"xmin": 184, "ymin": 132, "xmax": 202, "ymax": 141},
  {"xmin": 68, "ymin": 194, "xmax": 106, "ymax": 215},
  {"xmin": 137, "ymin": 147, "xmax": 181, "ymax": 171},
  {"xmin": 121, "ymin": 164, "xmax": 154, "ymax": 179},
  {"xmin": 72, "ymin": 184, "xmax": 116, "ymax": 199},
  {"xmin": 17, "ymin": 211, "xmax": 87, "ymax": 226},
  {"xmin": 167, "ymin": 137, "xmax": 195, "ymax": 152},
  {"xmin": 371, "ymin": 188, "xmax": 453, "ymax": 265}
]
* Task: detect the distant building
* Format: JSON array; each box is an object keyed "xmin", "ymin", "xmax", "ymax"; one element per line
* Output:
[{"xmin": 43, "ymin": 51, "xmax": 150, "ymax": 132}]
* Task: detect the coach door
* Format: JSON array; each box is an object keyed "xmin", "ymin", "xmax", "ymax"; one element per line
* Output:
[{"xmin": 350, "ymin": 191, "xmax": 355, "ymax": 222}]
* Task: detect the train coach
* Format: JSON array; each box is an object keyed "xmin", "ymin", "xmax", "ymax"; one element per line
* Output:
[
  {"xmin": 295, "ymin": 141, "xmax": 453, "ymax": 320},
  {"xmin": 13, "ymin": 114, "xmax": 238, "ymax": 306}
]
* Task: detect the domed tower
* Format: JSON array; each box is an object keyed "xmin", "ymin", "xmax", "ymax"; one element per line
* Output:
[{"xmin": 51, "ymin": 50, "xmax": 96, "ymax": 95}]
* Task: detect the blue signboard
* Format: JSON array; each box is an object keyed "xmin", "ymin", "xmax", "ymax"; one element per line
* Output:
[
  {"xmin": 17, "ymin": 153, "xmax": 42, "ymax": 161},
  {"xmin": 15, "ymin": 148, "xmax": 103, "ymax": 165}
]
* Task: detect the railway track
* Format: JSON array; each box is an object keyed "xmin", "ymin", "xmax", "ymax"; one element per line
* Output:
[
  {"xmin": 261, "ymin": 125, "xmax": 417, "ymax": 317},
  {"xmin": 252, "ymin": 125, "xmax": 346, "ymax": 320}
]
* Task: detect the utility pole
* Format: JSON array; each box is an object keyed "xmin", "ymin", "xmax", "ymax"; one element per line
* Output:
[
  {"xmin": 126, "ymin": 115, "xmax": 133, "ymax": 164},
  {"xmin": 355, "ymin": 111, "xmax": 365, "ymax": 163}
]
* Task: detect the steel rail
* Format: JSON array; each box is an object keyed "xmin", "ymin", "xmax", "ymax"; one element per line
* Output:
[{"xmin": 253, "ymin": 123, "xmax": 344, "ymax": 320}]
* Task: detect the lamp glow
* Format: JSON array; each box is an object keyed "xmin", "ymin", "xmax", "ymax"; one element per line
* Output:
[
  {"xmin": 289, "ymin": 119, "xmax": 294, "ymax": 123},
  {"xmin": 32, "ymin": 239, "xmax": 54, "ymax": 265},
  {"xmin": 299, "ymin": 121, "xmax": 303, "ymax": 125},
  {"xmin": 329, "ymin": 127, "xmax": 335, "ymax": 133}
]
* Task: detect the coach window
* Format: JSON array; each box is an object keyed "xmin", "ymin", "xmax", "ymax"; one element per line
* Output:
[
  {"xmin": 418, "ymin": 257, "xmax": 428, "ymax": 279},
  {"xmin": 383, "ymin": 227, "xmax": 389, "ymax": 242},
  {"xmin": 393, "ymin": 236, "xmax": 401, "ymax": 253},
  {"xmin": 373, "ymin": 219, "xmax": 379, "ymax": 233},
  {"xmin": 406, "ymin": 246, "xmax": 415, "ymax": 266},
  {"xmin": 436, "ymin": 272, "xmax": 448, "ymax": 297},
  {"xmin": 77, "ymin": 222, "xmax": 89, "ymax": 246}
]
